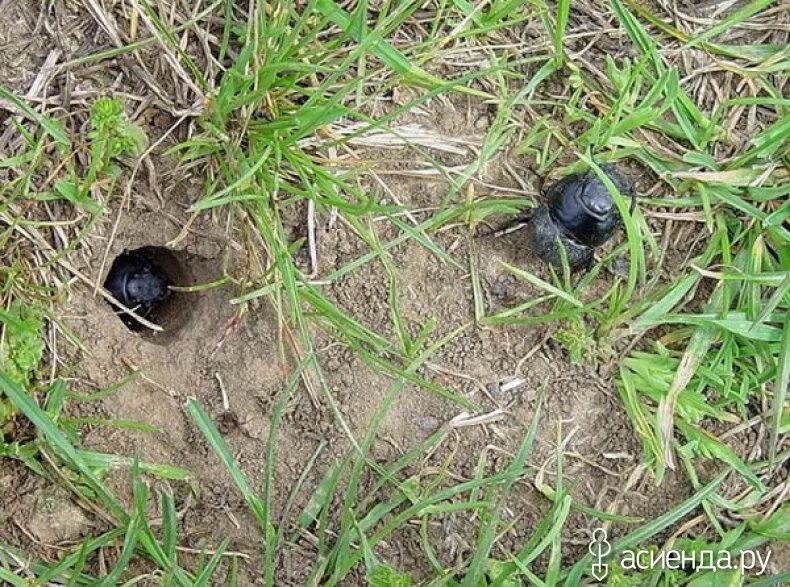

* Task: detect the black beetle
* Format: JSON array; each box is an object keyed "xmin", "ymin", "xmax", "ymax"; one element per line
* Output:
[
  {"xmin": 104, "ymin": 250, "xmax": 171, "ymax": 328},
  {"xmin": 513, "ymin": 164, "xmax": 635, "ymax": 268}
]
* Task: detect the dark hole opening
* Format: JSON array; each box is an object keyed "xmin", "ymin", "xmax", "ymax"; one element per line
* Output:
[{"xmin": 103, "ymin": 246, "xmax": 192, "ymax": 342}]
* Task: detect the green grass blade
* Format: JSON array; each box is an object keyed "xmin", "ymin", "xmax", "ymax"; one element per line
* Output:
[
  {"xmin": 99, "ymin": 463, "xmax": 147, "ymax": 586},
  {"xmin": 679, "ymin": 0, "xmax": 775, "ymax": 53},
  {"xmin": 0, "ymin": 372, "xmax": 126, "ymax": 520},
  {"xmin": 315, "ymin": 0, "xmax": 443, "ymax": 88},
  {"xmin": 0, "ymin": 84, "xmax": 70, "ymax": 152},
  {"xmin": 553, "ymin": 0, "xmax": 570, "ymax": 64},
  {"xmin": 76, "ymin": 449, "xmax": 190, "ymax": 480},
  {"xmin": 500, "ymin": 261, "xmax": 584, "ymax": 308},
  {"xmin": 770, "ymin": 310, "xmax": 790, "ymax": 465},
  {"xmin": 462, "ymin": 390, "xmax": 544, "ymax": 586},
  {"xmin": 0, "ymin": 568, "xmax": 27, "ymax": 587},
  {"xmin": 193, "ymin": 538, "xmax": 230, "ymax": 587},
  {"xmin": 186, "ymin": 398, "xmax": 265, "ymax": 524}
]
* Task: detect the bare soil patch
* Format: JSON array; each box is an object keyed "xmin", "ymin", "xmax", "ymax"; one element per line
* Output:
[{"xmin": 1, "ymin": 99, "xmax": 690, "ymax": 587}]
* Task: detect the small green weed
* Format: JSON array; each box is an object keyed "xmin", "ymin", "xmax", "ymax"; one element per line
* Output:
[
  {"xmin": 89, "ymin": 97, "xmax": 149, "ymax": 161},
  {"xmin": 0, "ymin": 299, "xmax": 45, "ymax": 429},
  {"xmin": 554, "ymin": 317, "xmax": 596, "ymax": 365},
  {"xmin": 52, "ymin": 97, "xmax": 148, "ymax": 214}
]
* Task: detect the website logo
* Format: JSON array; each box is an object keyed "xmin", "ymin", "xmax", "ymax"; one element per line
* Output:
[
  {"xmin": 587, "ymin": 527, "xmax": 772, "ymax": 580},
  {"xmin": 589, "ymin": 528, "xmax": 611, "ymax": 581}
]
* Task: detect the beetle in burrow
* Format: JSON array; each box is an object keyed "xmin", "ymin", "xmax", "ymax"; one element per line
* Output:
[
  {"xmin": 492, "ymin": 164, "xmax": 636, "ymax": 269},
  {"xmin": 104, "ymin": 250, "xmax": 171, "ymax": 328}
]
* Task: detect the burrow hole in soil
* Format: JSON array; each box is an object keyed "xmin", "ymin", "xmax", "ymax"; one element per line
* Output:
[{"xmin": 103, "ymin": 246, "xmax": 194, "ymax": 343}]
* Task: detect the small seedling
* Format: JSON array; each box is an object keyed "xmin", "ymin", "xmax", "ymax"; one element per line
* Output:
[{"xmin": 554, "ymin": 317, "xmax": 595, "ymax": 364}]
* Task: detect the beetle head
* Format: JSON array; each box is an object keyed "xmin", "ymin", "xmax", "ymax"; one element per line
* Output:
[{"xmin": 547, "ymin": 165, "xmax": 633, "ymax": 248}]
